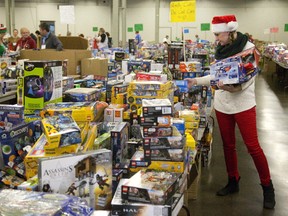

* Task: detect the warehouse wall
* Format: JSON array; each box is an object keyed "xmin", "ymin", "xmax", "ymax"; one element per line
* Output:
[{"xmin": 0, "ymin": 0, "xmax": 287, "ymax": 44}]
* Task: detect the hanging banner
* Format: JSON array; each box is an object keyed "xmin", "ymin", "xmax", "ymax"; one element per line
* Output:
[
  {"xmin": 59, "ymin": 5, "xmax": 75, "ymax": 24},
  {"xmin": 170, "ymin": 0, "xmax": 196, "ymax": 22}
]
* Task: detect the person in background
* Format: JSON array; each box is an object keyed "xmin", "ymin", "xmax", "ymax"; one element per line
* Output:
[
  {"xmin": 67, "ymin": 31, "xmax": 72, "ymax": 36},
  {"xmin": 97, "ymin": 28, "xmax": 108, "ymax": 50},
  {"xmin": 16, "ymin": 27, "xmax": 37, "ymax": 51},
  {"xmin": 8, "ymin": 28, "xmax": 20, "ymax": 51},
  {"xmin": 0, "ymin": 24, "xmax": 7, "ymax": 56},
  {"xmin": 106, "ymin": 32, "xmax": 112, "ymax": 48},
  {"xmin": 163, "ymin": 35, "xmax": 170, "ymax": 44},
  {"xmin": 39, "ymin": 22, "xmax": 63, "ymax": 51},
  {"xmin": 185, "ymin": 14, "xmax": 275, "ymax": 210},
  {"xmin": 79, "ymin": 33, "xmax": 84, "ymax": 38},
  {"xmin": 195, "ymin": 34, "xmax": 200, "ymax": 43},
  {"xmin": 135, "ymin": 31, "xmax": 142, "ymax": 45}
]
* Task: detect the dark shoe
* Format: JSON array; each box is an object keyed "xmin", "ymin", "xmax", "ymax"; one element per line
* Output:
[
  {"xmin": 216, "ymin": 176, "xmax": 240, "ymax": 196},
  {"xmin": 261, "ymin": 180, "xmax": 276, "ymax": 209}
]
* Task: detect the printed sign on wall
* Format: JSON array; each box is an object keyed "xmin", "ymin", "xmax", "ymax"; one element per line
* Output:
[{"xmin": 170, "ymin": 0, "xmax": 196, "ymax": 22}]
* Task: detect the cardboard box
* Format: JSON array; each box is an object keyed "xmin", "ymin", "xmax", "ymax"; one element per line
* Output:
[
  {"xmin": 20, "ymin": 50, "xmax": 91, "ymax": 75},
  {"xmin": 81, "ymin": 58, "xmax": 108, "ymax": 77},
  {"xmin": 58, "ymin": 36, "xmax": 89, "ymax": 50}
]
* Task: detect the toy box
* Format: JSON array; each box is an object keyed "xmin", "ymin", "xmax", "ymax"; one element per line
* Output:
[
  {"xmin": 143, "ymin": 126, "xmax": 184, "ymax": 150},
  {"xmin": 110, "ymin": 122, "xmax": 129, "ymax": 166},
  {"xmin": 93, "ymin": 133, "xmax": 111, "ymax": 150},
  {"xmin": 139, "ymin": 115, "xmax": 171, "ymax": 127},
  {"xmin": 0, "ymin": 120, "xmax": 41, "ymax": 177},
  {"xmin": 210, "ymin": 47, "xmax": 260, "ymax": 85},
  {"xmin": 0, "ymin": 58, "xmax": 12, "ymax": 79},
  {"xmin": 172, "ymin": 118, "xmax": 185, "ymax": 135},
  {"xmin": 143, "ymin": 126, "xmax": 173, "ymax": 137},
  {"xmin": 121, "ymin": 169, "xmax": 181, "ymax": 205},
  {"xmin": 144, "ymin": 148, "xmax": 186, "ymax": 162},
  {"xmin": 17, "ymin": 60, "xmax": 63, "ymax": 110},
  {"xmin": 112, "ymin": 169, "xmax": 123, "ymax": 196},
  {"xmin": 127, "ymin": 90, "xmax": 173, "ymax": 106},
  {"xmin": 111, "ymin": 92, "xmax": 127, "ymax": 104},
  {"xmin": 112, "ymin": 179, "xmax": 184, "ymax": 216},
  {"xmin": 130, "ymin": 150, "xmax": 151, "ymax": 168},
  {"xmin": 63, "ymin": 88, "xmax": 101, "ymax": 102},
  {"xmin": 111, "ymin": 83, "xmax": 129, "ymax": 95},
  {"xmin": 41, "ymin": 114, "xmax": 82, "ymax": 149},
  {"xmin": 179, "ymin": 61, "xmax": 202, "ymax": 72},
  {"xmin": 178, "ymin": 109, "xmax": 200, "ymax": 122},
  {"xmin": 135, "ymin": 72, "xmax": 167, "ymax": 82},
  {"xmin": 38, "ymin": 149, "xmax": 112, "ymax": 210},
  {"xmin": 0, "ymin": 104, "xmax": 25, "ymax": 133},
  {"xmin": 62, "ymin": 76, "xmax": 74, "ymax": 92},
  {"xmin": 148, "ymin": 160, "xmax": 186, "ymax": 173},
  {"xmin": 127, "ymin": 60, "xmax": 152, "ymax": 73},
  {"xmin": 41, "ymin": 102, "xmax": 97, "ymax": 123},
  {"xmin": 128, "ymin": 88, "xmax": 172, "ymax": 97},
  {"xmin": 128, "ymin": 81, "xmax": 173, "ymax": 91},
  {"xmin": 142, "ymin": 99, "xmax": 173, "ymax": 117},
  {"xmin": 17, "ymin": 175, "xmax": 38, "ymax": 191}
]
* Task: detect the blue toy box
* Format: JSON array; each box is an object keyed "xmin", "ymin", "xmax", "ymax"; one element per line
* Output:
[{"xmin": 0, "ymin": 104, "xmax": 25, "ymax": 133}]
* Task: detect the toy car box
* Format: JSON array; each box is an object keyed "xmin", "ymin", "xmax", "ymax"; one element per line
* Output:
[
  {"xmin": 112, "ymin": 179, "xmax": 184, "ymax": 216},
  {"xmin": 142, "ymin": 99, "xmax": 173, "ymax": 117},
  {"xmin": 121, "ymin": 169, "xmax": 181, "ymax": 205},
  {"xmin": 17, "ymin": 60, "xmax": 63, "ymax": 110},
  {"xmin": 143, "ymin": 126, "xmax": 185, "ymax": 150},
  {"xmin": 38, "ymin": 149, "xmax": 112, "ymax": 210},
  {"xmin": 210, "ymin": 47, "xmax": 260, "ymax": 85},
  {"xmin": 0, "ymin": 120, "xmax": 41, "ymax": 177},
  {"xmin": 110, "ymin": 122, "xmax": 129, "ymax": 166},
  {"xmin": 143, "ymin": 126, "xmax": 173, "ymax": 137},
  {"xmin": 63, "ymin": 87, "xmax": 101, "ymax": 102},
  {"xmin": 41, "ymin": 102, "xmax": 97, "ymax": 123},
  {"xmin": 0, "ymin": 104, "xmax": 25, "ymax": 133},
  {"xmin": 41, "ymin": 114, "xmax": 82, "ymax": 150}
]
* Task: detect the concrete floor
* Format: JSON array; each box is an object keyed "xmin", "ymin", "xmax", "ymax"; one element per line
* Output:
[{"xmin": 187, "ymin": 73, "xmax": 288, "ymax": 216}]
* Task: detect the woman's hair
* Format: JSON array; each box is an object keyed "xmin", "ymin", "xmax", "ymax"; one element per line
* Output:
[{"xmin": 229, "ymin": 31, "xmax": 237, "ymax": 42}]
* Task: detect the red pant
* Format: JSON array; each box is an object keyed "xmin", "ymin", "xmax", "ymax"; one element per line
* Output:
[{"xmin": 215, "ymin": 107, "xmax": 271, "ymax": 186}]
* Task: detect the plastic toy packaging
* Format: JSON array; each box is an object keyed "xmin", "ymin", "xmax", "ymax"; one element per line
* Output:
[{"xmin": 0, "ymin": 189, "xmax": 93, "ymax": 216}]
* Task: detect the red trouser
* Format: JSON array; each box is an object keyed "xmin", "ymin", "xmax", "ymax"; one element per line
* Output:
[{"xmin": 215, "ymin": 107, "xmax": 271, "ymax": 186}]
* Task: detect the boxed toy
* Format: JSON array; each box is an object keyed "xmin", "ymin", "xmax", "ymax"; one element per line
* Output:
[
  {"xmin": 110, "ymin": 122, "xmax": 129, "ymax": 166},
  {"xmin": 112, "ymin": 179, "xmax": 184, "ymax": 216},
  {"xmin": 210, "ymin": 47, "xmax": 260, "ymax": 85},
  {"xmin": 41, "ymin": 114, "xmax": 82, "ymax": 150},
  {"xmin": 111, "ymin": 83, "xmax": 129, "ymax": 95},
  {"xmin": 0, "ymin": 104, "xmax": 25, "ymax": 132},
  {"xmin": 121, "ymin": 169, "xmax": 181, "ymax": 205},
  {"xmin": 178, "ymin": 109, "xmax": 200, "ymax": 122},
  {"xmin": 172, "ymin": 118, "xmax": 185, "ymax": 135},
  {"xmin": 143, "ymin": 126, "xmax": 184, "ymax": 150},
  {"xmin": 128, "ymin": 81, "xmax": 173, "ymax": 91},
  {"xmin": 179, "ymin": 61, "xmax": 202, "ymax": 72},
  {"xmin": 135, "ymin": 72, "xmax": 167, "ymax": 82},
  {"xmin": 62, "ymin": 76, "xmax": 74, "ymax": 92},
  {"xmin": 0, "ymin": 58, "xmax": 12, "ymax": 79},
  {"xmin": 127, "ymin": 60, "xmax": 152, "ymax": 73},
  {"xmin": 0, "ymin": 120, "xmax": 41, "ymax": 177},
  {"xmin": 130, "ymin": 150, "xmax": 151, "ymax": 168},
  {"xmin": 127, "ymin": 90, "xmax": 173, "ymax": 106},
  {"xmin": 17, "ymin": 60, "xmax": 63, "ymax": 110},
  {"xmin": 148, "ymin": 160, "xmax": 186, "ymax": 173},
  {"xmin": 142, "ymin": 99, "xmax": 173, "ymax": 117},
  {"xmin": 112, "ymin": 169, "xmax": 123, "ymax": 196},
  {"xmin": 17, "ymin": 175, "xmax": 38, "ymax": 191},
  {"xmin": 144, "ymin": 148, "xmax": 186, "ymax": 162},
  {"xmin": 128, "ymin": 89, "xmax": 172, "ymax": 97},
  {"xmin": 41, "ymin": 102, "xmax": 97, "ymax": 123},
  {"xmin": 38, "ymin": 149, "xmax": 112, "ymax": 210},
  {"xmin": 139, "ymin": 115, "xmax": 171, "ymax": 127},
  {"xmin": 63, "ymin": 88, "xmax": 101, "ymax": 102},
  {"xmin": 143, "ymin": 126, "xmax": 173, "ymax": 137}
]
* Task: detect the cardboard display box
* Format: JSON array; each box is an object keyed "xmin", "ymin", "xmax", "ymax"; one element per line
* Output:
[
  {"xmin": 58, "ymin": 36, "xmax": 89, "ymax": 50},
  {"xmin": 20, "ymin": 50, "xmax": 92, "ymax": 76},
  {"xmin": 81, "ymin": 58, "xmax": 108, "ymax": 77}
]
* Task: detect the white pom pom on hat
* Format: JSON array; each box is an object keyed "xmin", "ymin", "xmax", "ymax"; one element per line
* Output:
[{"xmin": 211, "ymin": 15, "xmax": 239, "ymax": 33}]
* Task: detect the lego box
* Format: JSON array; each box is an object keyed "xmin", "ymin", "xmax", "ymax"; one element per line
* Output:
[
  {"xmin": 144, "ymin": 148, "xmax": 186, "ymax": 162},
  {"xmin": 0, "ymin": 104, "xmax": 25, "ymax": 133},
  {"xmin": 129, "ymin": 81, "xmax": 173, "ymax": 91},
  {"xmin": 139, "ymin": 115, "xmax": 172, "ymax": 127},
  {"xmin": 41, "ymin": 114, "xmax": 82, "ymax": 149},
  {"xmin": 121, "ymin": 169, "xmax": 181, "ymax": 205},
  {"xmin": 17, "ymin": 60, "xmax": 63, "ymax": 110},
  {"xmin": 63, "ymin": 87, "xmax": 101, "ymax": 102},
  {"xmin": 143, "ymin": 126, "xmax": 173, "ymax": 137},
  {"xmin": 38, "ymin": 149, "xmax": 112, "ymax": 210},
  {"xmin": 142, "ymin": 99, "xmax": 173, "ymax": 117}
]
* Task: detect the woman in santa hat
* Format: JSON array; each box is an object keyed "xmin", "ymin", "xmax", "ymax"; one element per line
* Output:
[{"xmin": 186, "ymin": 14, "xmax": 275, "ymax": 209}]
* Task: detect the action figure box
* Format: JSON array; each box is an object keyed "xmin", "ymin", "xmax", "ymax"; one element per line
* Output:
[
  {"xmin": 144, "ymin": 148, "xmax": 186, "ymax": 162},
  {"xmin": 121, "ymin": 169, "xmax": 181, "ymax": 205},
  {"xmin": 112, "ymin": 179, "xmax": 184, "ymax": 216},
  {"xmin": 63, "ymin": 88, "xmax": 101, "ymax": 102},
  {"xmin": 210, "ymin": 47, "xmax": 260, "ymax": 85},
  {"xmin": 143, "ymin": 126, "xmax": 173, "ymax": 137},
  {"xmin": 41, "ymin": 114, "xmax": 82, "ymax": 150},
  {"xmin": 142, "ymin": 99, "xmax": 173, "ymax": 117},
  {"xmin": 38, "ymin": 149, "xmax": 112, "ymax": 210},
  {"xmin": 139, "ymin": 115, "xmax": 172, "ymax": 127},
  {"xmin": 0, "ymin": 104, "xmax": 25, "ymax": 133},
  {"xmin": 41, "ymin": 102, "xmax": 97, "ymax": 123},
  {"xmin": 130, "ymin": 150, "xmax": 151, "ymax": 168},
  {"xmin": 0, "ymin": 120, "xmax": 41, "ymax": 177},
  {"xmin": 110, "ymin": 122, "xmax": 129, "ymax": 166},
  {"xmin": 17, "ymin": 60, "xmax": 63, "ymax": 110},
  {"xmin": 143, "ymin": 126, "xmax": 185, "ymax": 150},
  {"xmin": 128, "ymin": 81, "xmax": 173, "ymax": 91}
]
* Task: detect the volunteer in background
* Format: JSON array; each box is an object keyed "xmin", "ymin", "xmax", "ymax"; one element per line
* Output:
[
  {"xmin": 8, "ymin": 29, "xmax": 20, "ymax": 51},
  {"xmin": 186, "ymin": 14, "xmax": 275, "ymax": 210},
  {"xmin": 39, "ymin": 22, "xmax": 63, "ymax": 51}
]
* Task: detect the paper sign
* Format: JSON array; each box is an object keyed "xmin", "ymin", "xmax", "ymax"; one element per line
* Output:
[
  {"xmin": 93, "ymin": 27, "xmax": 98, "ymax": 32},
  {"xmin": 284, "ymin": 24, "xmax": 288, "ymax": 32},
  {"xmin": 183, "ymin": 29, "xmax": 189, "ymax": 34},
  {"xmin": 127, "ymin": 27, "xmax": 134, "ymax": 32},
  {"xmin": 134, "ymin": 24, "xmax": 143, "ymax": 31},
  {"xmin": 170, "ymin": 0, "xmax": 196, "ymax": 22},
  {"xmin": 59, "ymin": 5, "xmax": 75, "ymax": 24},
  {"xmin": 201, "ymin": 23, "xmax": 210, "ymax": 31},
  {"xmin": 270, "ymin": 27, "xmax": 279, "ymax": 33}
]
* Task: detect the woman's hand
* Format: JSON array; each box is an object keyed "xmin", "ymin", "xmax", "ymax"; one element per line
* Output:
[
  {"xmin": 217, "ymin": 81, "xmax": 242, "ymax": 92},
  {"xmin": 185, "ymin": 78, "xmax": 197, "ymax": 88}
]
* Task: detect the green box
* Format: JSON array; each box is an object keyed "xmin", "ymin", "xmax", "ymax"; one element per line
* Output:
[{"xmin": 18, "ymin": 60, "xmax": 63, "ymax": 110}]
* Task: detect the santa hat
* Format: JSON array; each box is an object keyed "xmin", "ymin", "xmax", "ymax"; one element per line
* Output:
[
  {"xmin": 211, "ymin": 15, "xmax": 238, "ymax": 33},
  {"xmin": 0, "ymin": 24, "xmax": 7, "ymax": 34}
]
